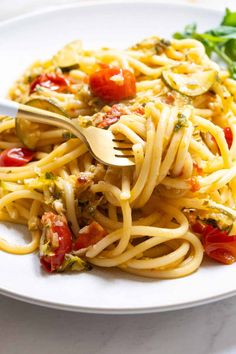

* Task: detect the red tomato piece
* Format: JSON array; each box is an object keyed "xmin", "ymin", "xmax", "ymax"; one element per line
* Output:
[
  {"xmin": 74, "ymin": 221, "xmax": 107, "ymax": 250},
  {"xmin": 97, "ymin": 104, "xmax": 128, "ymax": 129},
  {"xmin": 0, "ymin": 147, "xmax": 34, "ymax": 167},
  {"xmin": 193, "ymin": 163, "xmax": 203, "ymax": 176},
  {"xmin": 89, "ymin": 67, "xmax": 136, "ymax": 102},
  {"xmin": 40, "ymin": 212, "xmax": 73, "ymax": 272},
  {"xmin": 189, "ymin": 177, "xmax": 200, "ymax": 192},
  {"xmin": 30, "ymin": 73, "xmax": 69, "ymax": 94},
  {"xmin": 133, "ymin": 106, "xmax": 145, "ymax": 115},
  {"xmin": 224, "ymin": 127, "xmax": 233, "ymax": 149},
  {"xmin": 191, "ymin": 222, "xmax": 236, "ymax": 265},
  {"xmin": 191, "ymin": 221, "xmax": 205, "ymax": 234}
]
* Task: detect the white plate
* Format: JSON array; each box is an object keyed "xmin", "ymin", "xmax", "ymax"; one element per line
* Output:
[{"xmin": 0, "ymin": 1, "xmax": 235, "ymax": 314}]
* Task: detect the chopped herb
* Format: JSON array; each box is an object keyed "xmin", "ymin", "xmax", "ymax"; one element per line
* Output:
[
  {"xmin": 45, "ymin": 172, "xmax": 55, "ymax": 180},
  {"xmin": 53, "ymin": 191, "xmax": 62, "ymax": 199},
  {"xmin": 174, "ymin": 113, "xmax": 188, "ymax": 132},
  {"xmin": 155, "ymin": 38, "xmax": 171, "ymax": 54},
  {"xmin": 222, "ymin": 224, "xmax": 233, "ymax": 233},
  {"xmin": 78, "ymin": 200, "xmax": 89, "ymax": 206},
  {"xmin": 88, "ymin": 206, "xmax": 96, "ymax": 216},
  {"xmin": 203, "ymin": 218, "xmax": 218, "ymax": 228},
  {"xmin": 160, "ymin": 38, "xmax": 171, "ymax": 46},
  {"xmin": 62, "ymin": 132, "xmax": 77, "ymax": 140}
]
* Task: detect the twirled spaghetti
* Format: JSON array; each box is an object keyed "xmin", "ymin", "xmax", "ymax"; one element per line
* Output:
[{"xmin": 1, "ymin": 35, "xmax": 236, "ymax": 278}]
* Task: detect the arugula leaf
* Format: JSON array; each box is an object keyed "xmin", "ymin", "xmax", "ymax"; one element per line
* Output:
[
  {"xmin": 222, "ymin": 8, "xmax": 236, "ymax": 27},
  {"xmin": 225, "ymin": 38, "xmax": 236, "ymax": 60},
  {"xmin": 173, "ymin": 8, "xmax": 236, "ymax": 79}
]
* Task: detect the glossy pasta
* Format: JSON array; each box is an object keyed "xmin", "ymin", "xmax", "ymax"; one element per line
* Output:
[{"xmin": 1, "ymin": 35, "xmax": 236, "ymax": 278}]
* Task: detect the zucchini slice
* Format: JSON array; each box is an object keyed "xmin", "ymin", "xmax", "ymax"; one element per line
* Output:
[
  {"xmin": 162, "ymin": 67, "xmax": 217, "ymax": 97},
  {"xmin": 26, "ymin": 98, "xmax": 68, "ymax": 116},
  {"xmin": 16, "ymin": 98, "xmax": 68, "ymax": 150},
  {"xmin": 53, "ymin": 40, "xmax": 82, "ymax": 72}
]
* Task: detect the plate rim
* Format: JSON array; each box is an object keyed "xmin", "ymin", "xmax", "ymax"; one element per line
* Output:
[
  {"xmin": 1, "ymin": 284, "xmax": 236, "ymax": 314},
  {"xmin": 0, "ymin": 0, "xmax": 223, "ymax": 28},
  {"xmin": 0, "ymin": 0, "xmax": 232, "ymax": 314}
]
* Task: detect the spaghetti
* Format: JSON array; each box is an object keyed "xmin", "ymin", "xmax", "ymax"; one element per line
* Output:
[{"xmin": 0, "ymin": 35, "xmax": 236, "ymax": 278}]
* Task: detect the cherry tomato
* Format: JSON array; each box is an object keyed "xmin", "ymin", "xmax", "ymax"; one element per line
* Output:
[
  {"xmin": 89, "ymin": 67, "xmax": 136, "ymax": 102},
  {"xmin": 0, "ymin": 147, "xmax": 34, "ymax": 167},
  {"xmin": 224, "ymin": 127, "xmax": 233, "ymax": 149},
  {"xmin": 192, "ymin": 222, "xmax": 236, "ymax": 265},
  {"xmin": 74, "ymin": 221, "xmax": 107, "ymax": 250},
  {"xmin": 30, "ymin": 73, "xmax": 69, "ymax": 94},
  {"xmin": 40, "ymin": 212, "xmax": 73, "ymax": 272}
]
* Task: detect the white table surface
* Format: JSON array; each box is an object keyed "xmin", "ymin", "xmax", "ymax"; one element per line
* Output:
[{"xmin": 2, "ymin": 1, "xmax": 236, "ymax": 353}]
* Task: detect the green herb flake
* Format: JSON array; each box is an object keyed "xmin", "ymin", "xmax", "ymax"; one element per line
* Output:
[
  {"xmin": 222, "ymin": 224, "xmax": 233, "ymax": 233},
  {"xmin": 155, "ymin": 38, "xmax": 171, "ymax": 54},
  {"xmin": 45, "ymin": 172, "xmax": 55, "ymax": 180},
  {"xmin": 174, "ymin": 113, "xmax": 188, "ymax": 132},
  {"xmin": 203, "ymin": 218, "xmax": 218, "ymax": 228},
  {"xmin": 222, "ymin": 8, "xmax": 236, "ymax": 27},
  {"xmin": 62, "ymin": 132, "xmax": 77, "ymax": 140}
]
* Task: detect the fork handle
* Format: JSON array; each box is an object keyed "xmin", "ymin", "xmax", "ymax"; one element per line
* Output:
[
  {"xmin": 0, "ymin": 98, "xmax": 19, "ymax": 117},
  {"xmin": 0, "ymin": 98, "xmax": 87, "ymax": 145}
]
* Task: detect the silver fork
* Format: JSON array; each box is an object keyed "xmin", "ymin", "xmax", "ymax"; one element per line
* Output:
[{"xmin": 0, "ymin": 98, "xmax": 135, "ymax": 167}]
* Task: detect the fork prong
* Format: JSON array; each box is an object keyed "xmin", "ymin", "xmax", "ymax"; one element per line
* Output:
[
  {"xmin": 113, "ymin": 147, "xmax": 133, "ymax": 151},
  {"xmin": 115, "ymin": 154, "xmax": 134, "ymax": 158},
  {"xmin": 112, "ymin": 139, "xmax": 126, "ymax": 143}
]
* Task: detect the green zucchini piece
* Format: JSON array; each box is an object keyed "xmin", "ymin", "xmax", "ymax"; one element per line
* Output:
[
  {"xmin": 16, "ymin": 98, "xmax": 68, "ymax": 150},
  {"xmin": 53, "ymin": 40, "xmax": 82, "ymax": 72},
  {"xmin": 26, "ymin": 98, "xmax": 68, "ymax": 116},
  {"xmin": 162, "ymin": 67, "xmax": 217, "ymax": 97}
]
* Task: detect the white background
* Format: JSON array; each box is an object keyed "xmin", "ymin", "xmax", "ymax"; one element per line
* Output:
[{"xmin": 1, "ymin": 1, "xmax": 236, "ymax": 354}]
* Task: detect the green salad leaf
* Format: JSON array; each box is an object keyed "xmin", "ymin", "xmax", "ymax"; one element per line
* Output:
[
  {"xmin": 222, "ymin": 8, "xmax": 236, "ymax": 27},
  {"xmin": 173, "ymin": 8, "xmax": 236, "ymax": 79}
]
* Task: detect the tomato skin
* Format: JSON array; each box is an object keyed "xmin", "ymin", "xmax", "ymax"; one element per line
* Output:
[
  {"xmin": 30, "ymin": 73, "xmax": 69, "ymax": 94},
  {"xmin": 40, "ymin": 213, "xmax": 73, "ymax": 272},
  {"xmin": 192, "ymin": 222, "xmax": 236, "ymax": 265},
  {"xmin": 224, "ymin": 127, "xmax": 233, "ymax": 149},
  {"xmin": 0, "ymin": 148, "xmax": 34, "ymax": 167},
  {"xmin": 89, "ymin": 67, "xmax": 136, "ymax": 102},
  {"xmin": 74, "ymin": 221, "xmax": 107, "ymax": 250},
  {"xmin": 97, "ymin": 104, "xmax": 128, "ymax": 129}
]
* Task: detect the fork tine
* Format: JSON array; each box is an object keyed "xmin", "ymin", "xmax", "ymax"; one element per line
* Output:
[
  {"xmin": 112, "ymin": 138, "xmax": 126, "ymax": 143},
  {"xmin": 113, "ymin": 147, "xmax": 133, "ymax": 151},
  {"xmin": 115, "ymin": 154, "xmax": 134, "ymax": 158}
]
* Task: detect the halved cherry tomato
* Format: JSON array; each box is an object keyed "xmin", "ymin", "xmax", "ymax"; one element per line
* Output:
[
  {"xmin": 89, "ymin": 67, "xmax": 136, "ymax": 102},
  {"xmin": 74, "ymin": 221, "xmax": 107, "ymax": 250},
  {"xmin": 30, "ymin": 73, "xmax": 69, "ymax": 94},
  {"xmin": 0, "ymin": 147, "xmax": 34, "ymax": 167},
  {"xmin": 192, "ymin": 222, "xmax": 236, "ymax": 265},
  {"xmin": 40, "ymin": 212, "xmax": 73, "ymax": 272},
  {"xmin": 224, "ymin": 127, "xmax": 233, "ymax": 149}
]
